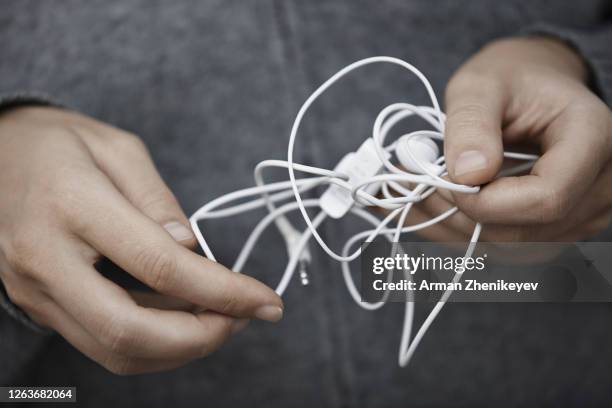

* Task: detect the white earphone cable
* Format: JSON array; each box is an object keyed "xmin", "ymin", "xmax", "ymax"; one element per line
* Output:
[{"xmin": 189, "ymin": 56, "xmax": 538, "ymax": 367}]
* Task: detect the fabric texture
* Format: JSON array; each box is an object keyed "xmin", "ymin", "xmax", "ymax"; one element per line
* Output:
[{"xmin": 0, "ymin": 1, "xmax": 611, "ymax": 406}]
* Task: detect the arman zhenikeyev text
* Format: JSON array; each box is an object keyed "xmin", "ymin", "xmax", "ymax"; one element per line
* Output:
[{"xmin": 372, "ymin": 279, "xmax": 539, "ymax": 293}]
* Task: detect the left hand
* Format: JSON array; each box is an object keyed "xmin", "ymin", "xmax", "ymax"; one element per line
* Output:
[{"xmin": 409, "ymin": 36, "xmax": 612, "ymax": 242}]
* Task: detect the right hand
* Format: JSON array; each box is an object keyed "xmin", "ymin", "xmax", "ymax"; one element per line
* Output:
[{"xmin": 0, "ymin": 106, "xmax": 283, "ymax": 375}]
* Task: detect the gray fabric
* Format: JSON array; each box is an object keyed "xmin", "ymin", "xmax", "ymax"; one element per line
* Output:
[{"xmin": 0, "ymin": 0, "xmax": 611, "ymax": 406}]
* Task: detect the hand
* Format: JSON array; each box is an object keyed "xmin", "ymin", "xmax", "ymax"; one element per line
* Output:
[
  {"xmin": 410, "ymin": 37, "xmax": 612, "ymax": 242},
  {"xmin": 0, "ymin": 106, "xmax": 283, "ymax": 374}
]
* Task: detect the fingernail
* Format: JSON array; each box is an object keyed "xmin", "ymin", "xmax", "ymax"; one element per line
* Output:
[
  {"xmin": 163, "ymin": 221, "xmax": 193, "ymax": 242},
  {"xmin": 454, "ymin": 150, "xmax": 488, "ymax": 177},
  {"xmin": 231, "ymin": 318, "xmax": 250, "ymax": 335},
  {"xmin": 254, "ymin": 305, "xmax": 283, "ymax": 322}
]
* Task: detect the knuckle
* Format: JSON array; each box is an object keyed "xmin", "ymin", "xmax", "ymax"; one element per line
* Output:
[
  {"xmin": 7, "ymin": 229, "xmax": 42, "ymax": 277},
  {"xmin": 99, "ymin": 314, "xmax": 137, "ymax": 355},
  {"xmin": 135, "ymin": 248, "xmax": 178, "ymax": 292},
  {"xmin": 137, "ymin": 189, "xmax": 178, "ymax": 215},
  {"xmin": 447, "ymin": 102, "xmax": 494, "ymax": 134},
  {"xmin": 218, "ymin": 291, "xmax": 240, "ymax": 315}
]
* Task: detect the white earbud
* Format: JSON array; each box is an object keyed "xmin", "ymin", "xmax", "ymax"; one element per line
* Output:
[{"xmin": 395, "ymin": 134, "xmax": 442, "ymax": 175}]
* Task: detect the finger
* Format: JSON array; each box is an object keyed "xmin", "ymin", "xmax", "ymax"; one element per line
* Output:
[
  {"xmin": 44, "ymin": 248, "xmax": 249, "ymax": 360},
  {"xmin": 27, "ymin": 294, "xmax": 193, "ymax": 375},
  {"xmin": 417, "ymin": 192, "xmax": 475, "ymax": 235},
  {"xmin": 129, "ymin": 290, "xmax": 196, "ymax": 312},
  {"xmin": 70, "ymin": 172, "xmax": 283, "ymax": 321},
  {"xmin": 452, "ymin": 101, "xmax": 611, "ymax": 225},
  {"xmin": 74, "ymin": 124, "xmax": 196, "ymax": 248},
  {"xmin": 431, "ymin": 165, "xmax": 611, "ymax": 241},
  {"xmin": 435, "ymin": 185, "xmax": 455, "ymax": 204},
  {"xmin": 478, "ymin": 167, "xmax": 612, "ymax": 241},
  {"xmin": 444, "ymin": 72, "xmax": 507, "ymax": 185},
  {"xmin": 401, "ymin": 205, "xmax": 470, "ymax": 242}
]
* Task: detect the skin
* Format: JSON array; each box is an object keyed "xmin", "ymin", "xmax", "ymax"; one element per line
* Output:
[
  {"xmin": 0, "ymin": 36, "xmax": 610, "ymax": 376},
  {"xmin": 409, "ymin": 37, "xmax": 612, "ymax": 242},
  {"xmin": 0, "ymin": 107, "xmax": 283, "ymax": 375}
]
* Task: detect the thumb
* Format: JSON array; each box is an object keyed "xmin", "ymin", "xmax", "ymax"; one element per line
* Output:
[{"xmin": 444, "ymin": 74, "xmax": 507, "ymax": 186}]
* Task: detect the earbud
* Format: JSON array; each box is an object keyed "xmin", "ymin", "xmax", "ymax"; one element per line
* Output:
[{"xmin": 395, "ymin": 134, "xmax": 443, "ymax": 175}]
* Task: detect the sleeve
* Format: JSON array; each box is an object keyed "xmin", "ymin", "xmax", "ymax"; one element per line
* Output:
[
  {"xmin": 0, "ymin": 92, "xmax": 59, "ymax": 115},
  {"xmin": 0, "ymin": 295, "xmax": 52, "ymax": 385},
  {"xmin": 524, "ymin": 23, "xmax": 612, "ymax": 106},
  {"xmin": 0, "ymin": 92, "xmax": 59, "ymax": 334}
]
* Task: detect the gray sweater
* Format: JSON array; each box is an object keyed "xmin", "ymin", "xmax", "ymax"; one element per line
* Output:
[{"xmin": 1, "ymin": 1, "xmax": 611, "ymax": 406}]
